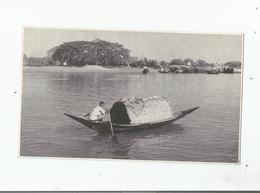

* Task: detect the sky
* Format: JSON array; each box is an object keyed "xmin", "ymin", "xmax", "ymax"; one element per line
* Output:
[{"xmin": 23, "ymin": 28, "xmax": 243, "ymax": 64}]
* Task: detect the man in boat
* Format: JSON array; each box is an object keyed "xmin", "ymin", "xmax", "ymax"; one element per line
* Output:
[{"xmin": 87, "ymin": 101, "xmax": 107, "ymax": 121}]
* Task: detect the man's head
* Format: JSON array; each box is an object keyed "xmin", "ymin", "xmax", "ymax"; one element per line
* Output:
[{"xmin": 99, "ymin": 101, "xmax": 105, "ymax": 107}]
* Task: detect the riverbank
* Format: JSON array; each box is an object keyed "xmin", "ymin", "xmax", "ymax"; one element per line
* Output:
[
  {"xmin": 22, "ymin": 65, "xmax": 241, "ymax": 74},
  {"xmin": 22, "ymin": 65, "xmax": 121, "ymax": 73},
  {"xmin": 22, "ymin": 65, "xmax": 161, "ymax": 73}
]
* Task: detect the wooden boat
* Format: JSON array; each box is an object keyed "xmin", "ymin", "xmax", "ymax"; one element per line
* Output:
[
  {"xmin": 222, "ymin": 67, "xmax": 234, "ymax": 73},
  {"xmin": 64, "ymin": 106, "xmax": 199, "ymax": 133},
  {"xmin": 207, "ymin": 69, "xmax": 220, "ymax": 74},
  {"xmin": 158, "ymin": 67, "xmax": 170, "ymax": 73},
  {"xmin": 142, "ymin": 68, "xmax": 149, "ymax": 74},
  {"xmin": 233, "ymin": 68, "xmax": 242, "ymax": 73}
]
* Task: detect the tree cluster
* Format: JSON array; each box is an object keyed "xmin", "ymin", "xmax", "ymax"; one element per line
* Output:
[
  {"xmin": 51, "ymin": 39, "xmax": 130, "ymax": 66},
  {"xmin": 129, "ymin": 58, "xmax": 158, "ymax": 68},
  {"xmin": 224, "ymin": 61, "xmax": 241, "ymax": 68},
  {"xmin": 24, "ymin": 39, "xmax": 241, "ymax": 69}
]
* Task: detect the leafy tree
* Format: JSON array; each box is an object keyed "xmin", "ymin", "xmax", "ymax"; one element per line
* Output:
[
  {"xmin": 196, "ymin": 59, "xmax": 213, "ymax": 67},
  {"xmin": 183, "ymin": 58, "xmax": 195, "ymax": 66},
  {"xmin": 170, "ymin": 59, "xmax": 182, "ymax": 66},
  {"xmin": 51, "ymin": 39, "xmax": 130, "ymax": 66},
  {"xmin": 224, "ymin": 61, "xmax": 241, "ymax": 68},
  {"xmin": 147, "ymin": 59, "xmax": 158, "ymax": 68},
  {"xmin": 160, "ymin": 60, "xmax": 168, "ymax": 67}
]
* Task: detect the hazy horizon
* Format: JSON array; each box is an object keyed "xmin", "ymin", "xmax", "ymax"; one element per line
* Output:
[{"xmin": 23, "ymin": 28, "xmax": 243, "ymax": 64}]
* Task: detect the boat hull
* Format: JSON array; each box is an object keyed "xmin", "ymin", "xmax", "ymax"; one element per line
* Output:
[
  {"xmin": 64, "ymin": 106, "xmax": 199, "ymax": 133},
  {"xmin": 142, "ymin": 68, "xmax": 149, "ymax": 74}
]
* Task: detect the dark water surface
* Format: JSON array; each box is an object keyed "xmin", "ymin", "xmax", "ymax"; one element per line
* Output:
[{"xmin": 20, "ymin": 67, "xmax": 241, "ymax": 162}]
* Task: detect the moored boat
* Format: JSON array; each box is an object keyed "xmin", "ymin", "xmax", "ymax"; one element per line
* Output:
[
  {"xmin": 222, "ymin": 67, "xmax": 234, "ymax": 73},
  {"xmin": 207, "ymin": 69, "xmax": 220, "ymax": 74},
  {"xmin": 206, "ymin": 67, "xmax": 220, "ymax": 74},
  {"xmin": 233, "ymin": 68, "xmax": 242, "ymax": 73},
  {"xmin": 64, "ymin": 96, "xmax": 199, "ymax": 133},
  {"xmin": 142, "ymin": 66, "xmax": 149, "ymax": 74},
  {"xmin": 159, "ymin": 67, "xmax": 170, "ymax": 73}
]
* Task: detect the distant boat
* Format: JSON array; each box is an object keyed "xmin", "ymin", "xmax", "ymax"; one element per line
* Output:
[
  {"xmin": 222, "ymin": 67, "xmax": 234, "ymax": 73},
  {"xmin": 207, "ymin": 69, "xmax": 220, "ymax": 74},
  {"xmin": 159, "ymin": 67, "xmax": 170, "ymax": 73},
  {"xmin": 234, "ymin": 68, "xmax": 242, "ymax": 73},
  {"xmin": 142, "ymin": 66, "xmax": 149, "ymax": 74},
  {"xmin": 64, "ymin": 96, "xmax": 199, "ymax": 133}
]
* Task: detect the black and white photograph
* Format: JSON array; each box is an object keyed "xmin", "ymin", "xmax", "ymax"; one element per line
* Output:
[{"xmin": 20, "ymin": 28, "xmax": 243, "ymax": 163}]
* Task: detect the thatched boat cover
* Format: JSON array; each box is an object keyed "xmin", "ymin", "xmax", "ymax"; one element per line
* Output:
[{"xmin": 110, "ymin": 96, "xmax": 173, "ymax": 124}]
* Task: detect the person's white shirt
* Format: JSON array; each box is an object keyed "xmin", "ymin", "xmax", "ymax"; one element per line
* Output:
[{"xmin": 89, "ymin": 105, "xmax": 106, "ymax": 120}]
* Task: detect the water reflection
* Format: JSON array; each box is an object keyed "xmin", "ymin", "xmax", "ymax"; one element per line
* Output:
[{"xmin": 85, "ymin": 124, "xmax": 184, "ymax": 159}]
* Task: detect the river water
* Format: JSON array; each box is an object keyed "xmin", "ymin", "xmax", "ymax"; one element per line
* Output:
[{"xmin": 20, "ymin": 67, "xmax": 241, "ymax": 162}]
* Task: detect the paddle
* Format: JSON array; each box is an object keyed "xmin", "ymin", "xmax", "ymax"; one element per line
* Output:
[{"xmin": 108, "ymin": 110, "xmax": 115, "ymax": 136}]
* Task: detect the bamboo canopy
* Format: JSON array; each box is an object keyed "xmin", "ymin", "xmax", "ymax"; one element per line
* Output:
[{"xmin": 110, "ymin": 96, "xmax": 173, "ymax": 124}]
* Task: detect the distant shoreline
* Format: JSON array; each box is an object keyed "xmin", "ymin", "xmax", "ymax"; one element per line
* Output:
[
  {"xmin": 23, "ymin": 65, "xmax": 241, "ymax": 74},
  {"xmin": 22, "ymin": 65, "xmax": 144, "ymax": 73}
]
